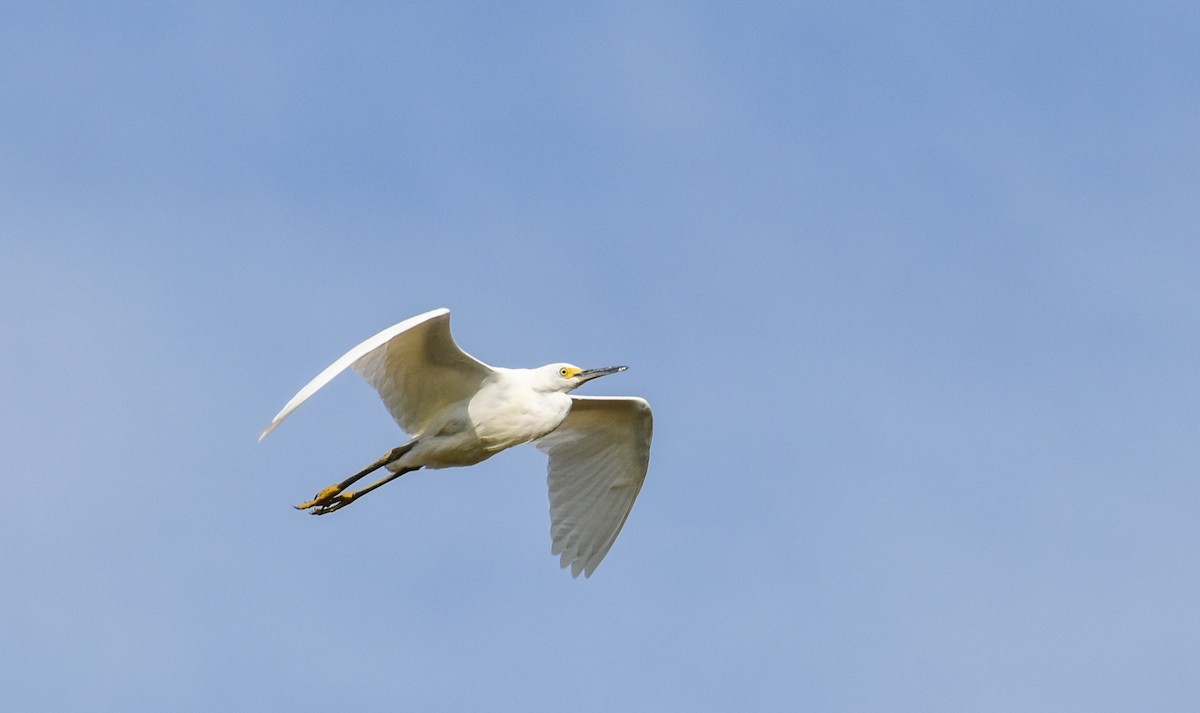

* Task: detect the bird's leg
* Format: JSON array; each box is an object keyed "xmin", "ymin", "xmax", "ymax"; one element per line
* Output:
[
  {"xmin": 295, "ymin": 440, "xmax": 416, "ymax": 511},
  {"xmin": 306, "ymin": 466, "xmax": 420, "ymax": 515}
]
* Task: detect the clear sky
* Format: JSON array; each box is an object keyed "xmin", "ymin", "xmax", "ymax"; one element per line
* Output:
[{"xmin": 2, "ymin": 2, "xmax": 1198, "ymax": 711}]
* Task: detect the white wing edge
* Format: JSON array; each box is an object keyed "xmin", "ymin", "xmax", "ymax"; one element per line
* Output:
[{"xmin": 257, "ymin": 308, "xmax": 450, "ymax": 441}]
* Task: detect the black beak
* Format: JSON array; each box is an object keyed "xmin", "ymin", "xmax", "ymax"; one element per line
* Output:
[{"xmin": 578, "ymin": 365, "xmax": 628, "ymax": 383}]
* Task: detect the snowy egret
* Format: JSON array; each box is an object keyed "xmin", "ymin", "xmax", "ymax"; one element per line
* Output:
[{"xmin": 259, "ymin": 308, "xmax": 652, "ymax": 577}]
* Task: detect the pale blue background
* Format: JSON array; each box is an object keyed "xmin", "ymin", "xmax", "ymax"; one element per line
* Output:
[{"xmin": 3, "ymin": 2, "xmax": 1198, "ymax": 711}]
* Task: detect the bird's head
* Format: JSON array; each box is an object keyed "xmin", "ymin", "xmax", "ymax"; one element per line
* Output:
[{"xmin": 539, "ymin": 363, "xmax": 628, "ymax": 393}]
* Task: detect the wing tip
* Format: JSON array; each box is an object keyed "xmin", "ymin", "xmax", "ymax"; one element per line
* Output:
[
  {"xmin": 259, "ymin": 404, "xmax": 292, "ymax": 441},
  {"xmin": 555, "ymin": 544, "xmax": 603, "ymax": 579}
]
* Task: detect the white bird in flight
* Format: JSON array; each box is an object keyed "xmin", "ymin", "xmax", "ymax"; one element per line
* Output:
[{"xmin": 259, "ymin": 308, "xmax": 653, "ymax": 577}]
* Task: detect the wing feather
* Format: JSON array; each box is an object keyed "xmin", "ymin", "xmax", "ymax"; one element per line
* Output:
[
  {"xmin": 259, "ymin": 308, "xmax": 492, "ymax": 440},
  {"xmin": 536, "ymin": 396, "xmax": 653, "ymax": 577}
]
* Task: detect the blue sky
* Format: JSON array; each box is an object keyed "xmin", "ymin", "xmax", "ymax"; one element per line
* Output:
[{"xmin": 2, "ymin": 2, "xmax": 1198, "ymax": 710}]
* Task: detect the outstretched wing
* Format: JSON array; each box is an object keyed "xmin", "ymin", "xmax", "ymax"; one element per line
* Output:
[
  {"xmin": 535, "ymin": 396, "xmax": 653, "ymax": 578},
  {"xmin": 259, "ymin": 308, "xmax": 492, "ymax": 440}
]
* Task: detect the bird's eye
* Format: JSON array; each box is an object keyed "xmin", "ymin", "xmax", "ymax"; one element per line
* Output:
[{"xmin": 559, "ymin": 367, "xmax": 569, "ymax": 377}]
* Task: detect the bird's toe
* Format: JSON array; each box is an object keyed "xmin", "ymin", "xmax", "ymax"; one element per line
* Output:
[
  {"xmin": 308, "ymin": 492, "xmax": 355, "ymax": 515},
  {"xmin": 295, "ymin": 484, "xmax": 346, "ymax": 510}
]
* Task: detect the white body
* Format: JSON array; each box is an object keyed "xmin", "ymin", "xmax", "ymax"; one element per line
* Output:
[
  {"xmin": 260, "ymin": 308, "xmax": 653, "ymax": 577},
  {"xmin": 391, "ymin": 367, "xmax": 573, "ymax": 471}
]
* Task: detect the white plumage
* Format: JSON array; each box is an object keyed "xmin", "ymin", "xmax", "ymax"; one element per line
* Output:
[{"xmin": 260, "ymin": 308, "xmax": 652, "ymax": 577}]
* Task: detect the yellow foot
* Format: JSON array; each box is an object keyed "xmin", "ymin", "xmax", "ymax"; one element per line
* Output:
[
  {"xmin": 295, "ymin": 484, "xmax": 345, "ymax": 510},
  {"xmin": 309, "ymin": 492, "xmax": 355, "ymax": 516}
]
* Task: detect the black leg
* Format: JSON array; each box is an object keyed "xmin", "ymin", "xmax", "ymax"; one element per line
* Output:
[
  {"xmin": 295, "ymin": 439, "xmax": 417, "ymax": 510},
  {"xmin": 308, "ymin": 466, "xmax": 421, "ymax": 515}
]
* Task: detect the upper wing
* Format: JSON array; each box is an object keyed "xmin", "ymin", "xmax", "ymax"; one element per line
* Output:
[
  {"xmin": 259, "ymin": 308, "xmax": 493, "ymax": 440},
  {"xmin": 535, "ymin": 396, "xmax": 653, "ymax": 578}
]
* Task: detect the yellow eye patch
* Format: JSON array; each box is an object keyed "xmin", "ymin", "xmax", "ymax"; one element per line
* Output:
[{"xmin": 560, "ymin": 367, "xmax": 583, "ymax": 378}]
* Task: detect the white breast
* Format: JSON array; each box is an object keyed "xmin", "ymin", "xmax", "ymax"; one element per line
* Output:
[{"xmin": 467, "ymin": 369, "xmax": 573, "ymax": 450}]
